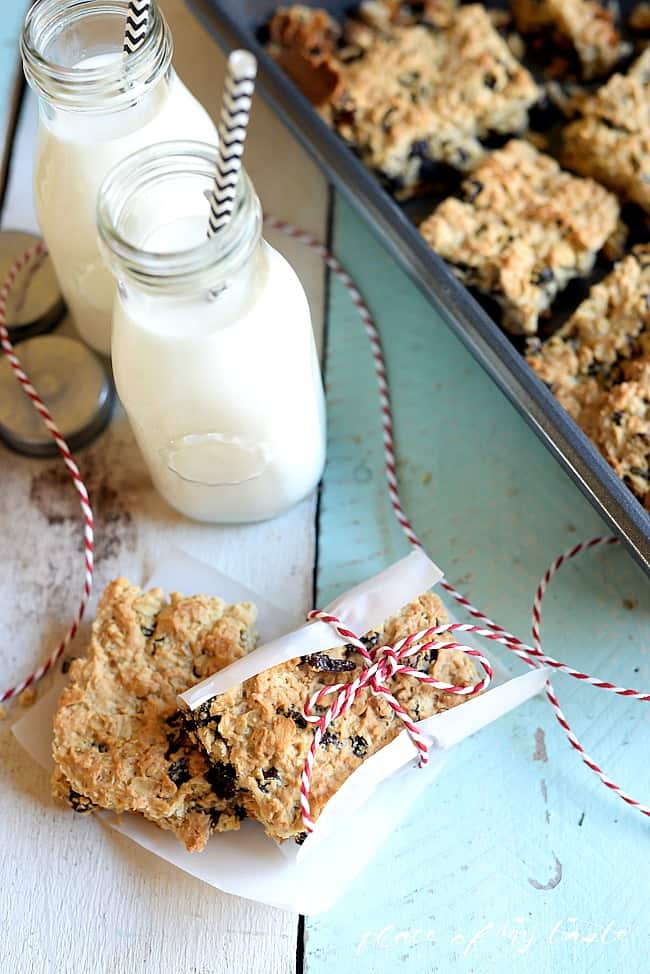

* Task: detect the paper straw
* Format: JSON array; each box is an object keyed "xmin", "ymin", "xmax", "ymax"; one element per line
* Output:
[
  {"xmin": 207, "ymin": 50, "xmax": 257, "ymax": 237},
  {"xmin": 123, "ymin": 0, "xmax": 151, "ymax": 54}
]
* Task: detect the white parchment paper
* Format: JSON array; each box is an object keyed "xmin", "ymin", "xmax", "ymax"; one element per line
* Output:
[{"xmin": 13, "ymin": 548, "xmax": 549, "ymax": 914}]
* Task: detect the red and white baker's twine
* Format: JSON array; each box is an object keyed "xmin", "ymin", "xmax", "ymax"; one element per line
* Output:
[
  {"xmin": 261, "ymin": 217, "xmax": 649, "ymax": 830},
  {"xmin": 0, "ymin": 244, "xmax": 94, "ymax": 703},
  {"xmin": 264, "ymin": 218, "xmax": 420, "ymax": 547},
  {"xmin": 298, "ymin": 611, "xmax": 493, "ymax": 831},
  {"xmin": 0, "ymin": 222, "xmax": 646, "ymax": 828}
]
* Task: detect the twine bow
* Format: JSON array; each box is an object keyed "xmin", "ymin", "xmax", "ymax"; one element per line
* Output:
[{"xmin": 298, "ymin": 610, "xmax": 493, "ymax": 832}]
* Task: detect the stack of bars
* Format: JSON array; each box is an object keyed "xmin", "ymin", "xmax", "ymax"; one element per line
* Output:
[
  {"xmin": 51, "ymin": 579, "xmax": 478, "ymax": 849},
  {"xmin": 267, "ymin": 0, "xmax": 650, "ymax": 511}
]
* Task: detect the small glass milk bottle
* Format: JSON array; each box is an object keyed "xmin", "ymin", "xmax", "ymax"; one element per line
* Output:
[
  {"xmin": 97, "ymin": 141, "xmax": 326, "ymax": 523},
  {"xmin": 21, "ymin": 0, "xmax": 217, "ymax": 356}
]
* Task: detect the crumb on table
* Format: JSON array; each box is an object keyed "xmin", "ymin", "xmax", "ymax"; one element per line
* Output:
[{"xmin": 18, "ymin": 687, "xmax": 37, "ymax": 709}]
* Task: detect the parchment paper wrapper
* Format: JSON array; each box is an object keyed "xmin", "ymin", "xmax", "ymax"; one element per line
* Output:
[{"xmin": 14, "ymin": 547, "xmax": 549, "ymax": 914}]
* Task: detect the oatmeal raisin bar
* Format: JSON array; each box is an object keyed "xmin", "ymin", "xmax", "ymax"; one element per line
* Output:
[
  {"xmin": 562, "ymin": 49, "xmax": 650, "ymax": 212},
  {"xmin": 419, "ymin": 139, "xmax": 621, "ymax": 335},
  {"xmin": 51, "ymin": 578, "xmax": 257, "ymax": 852},
  {"xmin": 511, "ymin": 0, "xmax": 627, "ymax": 80},
  {"xmin": 187, "ymin": 592, "xmax": 478, "ymax": 843},
  {"xmin": 526, "ymin": 246, "xmax": 650, "ymax": 509},
  {"xmin": 268, "ymin": 3, "xmax": 540, "ymax": 198}
]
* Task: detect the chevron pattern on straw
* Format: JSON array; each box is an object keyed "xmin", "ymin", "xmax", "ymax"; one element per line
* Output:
[
  {"xmin": 207, "ymin": 50, "xmax": 257, "ymax": 237},
  {"xmin": 123, "ymin": 0, "xmax": 151, "ymax": 54}
]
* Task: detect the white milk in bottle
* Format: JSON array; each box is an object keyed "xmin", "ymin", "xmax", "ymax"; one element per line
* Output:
[
  {"xmin": 98, "ymin": 142, "xmax": 326, "ymax": 523},
  {"xmin": 21, "ymin": 0, "xmax": 217, "ymax": 355}
]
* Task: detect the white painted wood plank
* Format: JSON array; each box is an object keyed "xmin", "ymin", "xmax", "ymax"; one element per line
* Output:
[
  {"xmin": 1, "ymin": 90, "xmax": 38, "ymax": 234},
  {"xmin": 0, "ymin": 2, "xmax": 328, "ymax": 971}
]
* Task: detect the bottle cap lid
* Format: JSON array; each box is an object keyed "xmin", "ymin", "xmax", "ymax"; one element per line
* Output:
[
  {"xmin": 0, "ymin": 230, "xmax": 65, "ymax": 339},
  {"xmin": 0, "ymin": 334, "xmax": 114, "ymax": 456}
]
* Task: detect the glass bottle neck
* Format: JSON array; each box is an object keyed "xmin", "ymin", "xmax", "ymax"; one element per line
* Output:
[
  {"xmin": 21, "ymin": 0, "xmax": 173, "ymax": 114},
  {"xmin": 39, "ymin": 67, "xmax": 175, "ymax": 144},
  {"xmin": 97, "ymin": 141, "xmax": 263, "ymax": 297}
]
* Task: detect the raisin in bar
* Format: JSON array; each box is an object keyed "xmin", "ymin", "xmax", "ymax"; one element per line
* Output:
[
  {"xmin": 419, "ymin": 139, "xmax": 621, "ymax": 335},
  {"xmin": 51, "ymin": 578, "xmax": 258, "ymax": 852},
  {"xmin": 511, "ymin": 0, "xmax": 627, "ymax": 80},
  {"xmin": 526, "ymin": 246, "xmax": 650, "ymax": 510},
  {"xmin": 629, "ymin": 3, "xmax": 650, "ymax": 34},
  {"xmin": 187, "ymin": 592, "xmax": 478, "ymax": 843},
  {"xmin": 268, "ymin": 3, "xmax": 540, "ymax": 198},
  {"xmin": 562, "ymin": 49, "xmax": 650, "ymax": 213}
]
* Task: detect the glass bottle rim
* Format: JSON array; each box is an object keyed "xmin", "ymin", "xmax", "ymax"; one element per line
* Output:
[
  {"xmin": 21, "ymin": 0, "xmax": 173, "ymax": 111},
  {"xmin": 97, "ymin": 140, "xmax": 262, "ymax": 293}
]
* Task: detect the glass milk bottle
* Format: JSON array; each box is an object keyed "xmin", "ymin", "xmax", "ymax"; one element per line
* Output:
[
  {"xmin": 97, "ymin": 141, "xmax": 326, "ymax": 523},
  {"xmin": 21, "ymin": 0, "xmax": 217, "ymax": 356}
]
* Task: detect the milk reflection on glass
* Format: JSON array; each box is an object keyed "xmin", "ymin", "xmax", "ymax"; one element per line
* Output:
[
  {"xmin": 98, "ymin": 142, "xmax": 326, "ymax": 523},
  {"xmin": 21, "ymin": 0, "xmax": 217, "ymax": 356}
]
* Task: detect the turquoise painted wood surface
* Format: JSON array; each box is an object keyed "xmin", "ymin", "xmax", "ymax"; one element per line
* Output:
[{"xmin": 308, "ymin": 195, "xmax": 650, "ymax": 973}]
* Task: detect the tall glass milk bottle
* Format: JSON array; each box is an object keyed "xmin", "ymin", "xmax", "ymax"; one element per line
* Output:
[
  {"xmin": 97, "ymin": 141, "xmax": 326, "ymax": 523},
  {"xmin": 21, "ymin": 0, "xmax": 217, "ymax": 356}
]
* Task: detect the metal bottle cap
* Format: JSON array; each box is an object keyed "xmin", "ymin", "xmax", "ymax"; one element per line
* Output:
[
  {"xmin": 0, "ymin": 334, "xmax": 114, "ymax": 457},
  {"xmin": 0, "ymin": 230, "xmax": 65, "ymax": 340}
]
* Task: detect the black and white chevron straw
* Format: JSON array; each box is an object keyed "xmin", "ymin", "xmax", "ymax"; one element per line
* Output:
[
  {"xmin": 123, "ymin": 0, "xmax": 151, "ymax": 54},
  {"xmin": 207, "ymin": 50, "xmax": 257, "ymax": 237}
]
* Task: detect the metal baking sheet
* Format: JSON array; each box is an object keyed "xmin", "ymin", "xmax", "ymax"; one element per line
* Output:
[{"xmin": 188, "ymin": 0, "xmax": 650, "ymax": 576}]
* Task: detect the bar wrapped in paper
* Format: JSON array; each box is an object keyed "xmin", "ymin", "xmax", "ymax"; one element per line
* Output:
[{"xmin": 14, "ymin": 548, "xmax": 548, "ymax": 913}]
